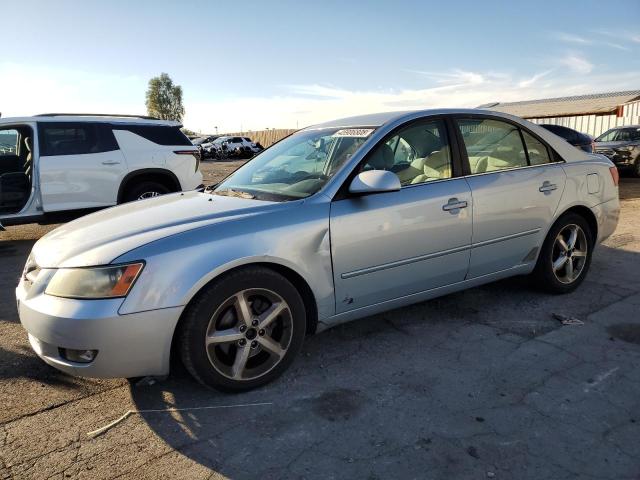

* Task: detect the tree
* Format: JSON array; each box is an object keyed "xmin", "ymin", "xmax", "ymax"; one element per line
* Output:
[{"xmin": 145, "ymin": 73, "xmax": 185, "ymax": 122}]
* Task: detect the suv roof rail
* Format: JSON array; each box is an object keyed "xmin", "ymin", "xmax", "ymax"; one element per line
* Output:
[{"xmin": 35, "ymin": 113, "xmax": 161, "ymax": 120}]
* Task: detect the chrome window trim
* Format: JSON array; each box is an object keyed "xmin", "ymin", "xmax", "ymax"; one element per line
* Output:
[{"xmin": 460, "ymin": 160, "xmax": 565, "ymax": 179}]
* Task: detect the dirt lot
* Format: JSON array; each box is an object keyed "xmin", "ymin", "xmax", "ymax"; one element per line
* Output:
[{"xmin": 1, "ymin": 166, "xmax": 639, "ymax": 479}]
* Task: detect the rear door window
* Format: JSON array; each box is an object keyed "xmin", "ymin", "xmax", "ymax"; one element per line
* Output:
[
  {"xmin": 39, "ymin": 123, "xmax": 119, "ymax": 156},
  {"xmin": 456, "ymin": 118, "xmax": 527, "ymax": 173}
]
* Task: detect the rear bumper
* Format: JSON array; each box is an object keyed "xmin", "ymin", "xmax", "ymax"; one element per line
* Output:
[
  {"xmin": 593, "ymin": 197, "xmax": 620, "ymax": 245},
  {"xmin": 16, "ymin": 279, "xmax": 183, "ymax": 378}
]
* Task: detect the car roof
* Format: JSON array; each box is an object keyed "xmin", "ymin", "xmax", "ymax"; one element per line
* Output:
[
  {"xmin": 605, "ymin": 125, "xmax": 640, "ymax": 130},
  {"xmin": 0, "ymin": 114, "xmax": 182, "ymax": 127},
  {"xmin": 308, "ymin": 108, "xmax": 523, "ymax": 129}
]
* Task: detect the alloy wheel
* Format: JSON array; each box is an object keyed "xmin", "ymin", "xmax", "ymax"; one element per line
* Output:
[
  {"xmin": 204, "ymin": 288, "xmax": 293, "ymax": 381},
  {"xmin": 138, "ymin": 191, "xmax": 162, "ymax": 199},
  {"xmin": 551, "ymin": 224, "xmax": 588, "ymax": 284}
]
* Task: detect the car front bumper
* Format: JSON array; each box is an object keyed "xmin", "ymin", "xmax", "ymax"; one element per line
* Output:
[{"xmin": 16, "ymin": 278, "xmax": 183, "ymax": 378}]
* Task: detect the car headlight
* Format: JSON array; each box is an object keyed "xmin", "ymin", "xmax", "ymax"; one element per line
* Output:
[
  {"xmin": 45, "ymin": 263, "xmax": 144, "ymax": 299},
  {"xmin": 617, "ymin": 146, "xmax": 635, "ymax": 152}
]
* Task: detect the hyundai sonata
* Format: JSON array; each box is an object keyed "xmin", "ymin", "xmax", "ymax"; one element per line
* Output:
[{"xmin": 17, "ymin": 109, "xmax": 620, "ymax": 391}]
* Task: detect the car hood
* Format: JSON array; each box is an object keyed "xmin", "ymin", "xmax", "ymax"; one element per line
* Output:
[
  {"xmin": 594, "ymin": 141, "xmax": 638, "ymax": 149},
  {"xmin": 32, "ymin": 191, "xmax": 287, "ymax": 268}
]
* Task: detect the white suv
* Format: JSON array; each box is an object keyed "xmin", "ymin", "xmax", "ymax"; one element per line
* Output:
[{"xmin": 0, "ymin": 114, "xmax": 203, "ymax": 228}]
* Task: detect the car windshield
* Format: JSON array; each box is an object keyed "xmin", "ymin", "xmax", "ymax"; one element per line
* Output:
[
  {"xmin": 596, "ymin": 127, "xmax": 640, "ymax": 142},
  {"xmin": 213, "ymin": 127, "xmax": 375, "ymax": 201}
]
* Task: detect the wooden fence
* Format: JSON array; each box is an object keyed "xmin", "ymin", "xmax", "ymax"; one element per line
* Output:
[{"xmin": 224, "ymin": 129, "xmax": 298, "ymax": 147}]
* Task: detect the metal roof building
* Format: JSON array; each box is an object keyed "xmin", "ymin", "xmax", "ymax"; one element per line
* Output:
[{"xmin": 480, "ymin": 90, "xmax": 640, "ymax": 137}]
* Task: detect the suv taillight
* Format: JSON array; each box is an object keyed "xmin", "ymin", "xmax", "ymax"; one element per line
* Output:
[
  {"xmin": 174, "ymin": 150, "xmax": 201, "ymax": 172},
  {"xmin": 609, "ymin": 166, "xmax": 619, "ymax": 186}
]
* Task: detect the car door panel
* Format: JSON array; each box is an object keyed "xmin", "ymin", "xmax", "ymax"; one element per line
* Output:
[
  {"xmin": 39, "ymin": 150, "xmax": 127, "ymax": 212},
  {"xmin": 330, "ymin": 178, "xmax": 472, "ymax": 313},
  {"xmin": 465, "ymin": 164, "xmax": 566, "ymax": 277},
  {"xmin": 454, "ymin": 115, "xmax": 567, "ymax": 278},
  {"xmin": 38, "ymin": 122, "xmax": 127, "ymax": 212}
]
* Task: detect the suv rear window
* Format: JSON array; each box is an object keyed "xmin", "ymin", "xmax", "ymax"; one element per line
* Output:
[
  {"xmin": 114, "ymin": 125, "xmax": 192, "ymax": 146},
  {"xmin": 38, "ymin": 122, "xmax": 119, "ymax": 156}
]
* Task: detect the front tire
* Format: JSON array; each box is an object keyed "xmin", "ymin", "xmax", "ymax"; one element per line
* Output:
[
  {"xmin": 178, "ymin": 267, "xmax": 307, "ymax": 392},
  {"xmin": 531, "ymin": 213, "xmax": 593, "ymax": 294}
]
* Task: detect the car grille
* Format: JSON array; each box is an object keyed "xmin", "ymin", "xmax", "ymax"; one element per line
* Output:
[{"xmin": 595, "ymin": 148, "xmax": 615, "ymax": 157}]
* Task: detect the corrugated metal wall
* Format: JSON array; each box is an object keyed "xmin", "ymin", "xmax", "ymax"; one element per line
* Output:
[{"xmin": 527, "ymin": 100, "xmax": 640, "ymax": 137}]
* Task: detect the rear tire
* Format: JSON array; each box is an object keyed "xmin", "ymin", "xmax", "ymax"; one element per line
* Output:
[
  {"xmin": 123, "ymin": 181, "xmax": 170, "ymax": 202},
  {"xmin": 531, "ymin": 213, "xmax": 593, "ymax": 294},
  {"xmin": 633, "ymin": 156, "xmax": 640, "ymax": 178},
  {"xmin": 179, "ymin": 267, "xmax": 306, "ymax": 392}
]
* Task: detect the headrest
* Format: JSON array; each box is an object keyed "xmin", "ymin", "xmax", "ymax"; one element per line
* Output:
[{"xmin": 367, "ymin": 144, "xmax": 394, "ymax": 170}]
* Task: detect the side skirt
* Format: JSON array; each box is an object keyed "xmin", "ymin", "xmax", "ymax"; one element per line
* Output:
[{"xmin": 316, "ymin": 263, "xmax": 534, "ymax": 332}]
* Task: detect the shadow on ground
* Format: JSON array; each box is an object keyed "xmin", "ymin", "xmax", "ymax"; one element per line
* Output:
[{"xmin": 127, "ymin": 244, "xmax": 640, "ymax": 479}]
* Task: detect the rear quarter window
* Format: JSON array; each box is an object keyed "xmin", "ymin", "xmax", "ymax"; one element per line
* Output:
[{"xmin": 114, "ymin": 125, "xmax": 192, "ymax": 146}]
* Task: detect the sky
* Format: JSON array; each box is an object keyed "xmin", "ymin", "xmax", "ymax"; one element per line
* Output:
[{"xmin": 1, "ymin": 0, "xmax": 639, "ymax": 133}]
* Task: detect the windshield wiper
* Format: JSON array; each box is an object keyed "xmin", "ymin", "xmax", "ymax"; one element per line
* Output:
[{"xmin": 213, "ymin": 188, "xmax": 256, "ymax": 199}]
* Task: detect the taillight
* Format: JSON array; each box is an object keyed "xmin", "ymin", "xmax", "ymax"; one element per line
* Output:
[
  {"xmin": 174, "ymin": 149, "xmax": 201, "ymax": 172},
  {"xmin": 609, "ymin": 166, "xmax": 619, "ymax": 186},
  {"xmin": 590, "ymin": 141, "xmax": 595, "ymax": 153}
]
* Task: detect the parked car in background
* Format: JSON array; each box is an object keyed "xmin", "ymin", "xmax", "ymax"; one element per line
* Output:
[
  {"xmin": 17, "ymin": 109, "xmax": 619, "ymax": 391},
  {"xmin": 202, "ymin": 136, "xmax": 263, "ymax": 160},
  {"xmin": 540, "ymin": 124, "xmax": 594, "ymax": 153},
  {"xmin": 192, "ymin": 135, "xmax": 218, "ymax": 147},
  {"xmin": 594, "ymin": 125, "xmax": 640, "ymax": 177},
  {"xmin": 0, "ymin": 114, "xmax": 203, "ymax": 227}
]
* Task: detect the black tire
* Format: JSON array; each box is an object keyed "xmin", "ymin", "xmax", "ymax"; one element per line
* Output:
[
  {"xmin": 123, "ymin": 181, "xmax": 170, "ymax": 202},
  {"xmin": 178, "ymin": 267, "xmax": 307, "ymax": 392},
  {"xmin": 633, "ymin": 156, "xmax": 640, "ymax": 178},
  {"xmin": 531, "ymin": 212, "xmax": 594, "ymax": 294}
]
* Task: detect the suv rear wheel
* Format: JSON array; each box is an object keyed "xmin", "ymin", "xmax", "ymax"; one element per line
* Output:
[{"xmin": 123, "ymin": 181, "xmax": 170, "ymax": 202}]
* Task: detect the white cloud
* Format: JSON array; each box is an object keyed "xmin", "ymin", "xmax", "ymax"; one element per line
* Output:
[
  {"xmin": 518, "ymin": 70, "xmax": 553, "ymax": 88},
  {"xmin": 556, "ymin": 33, "xmax": 591, "ymax": 44},
  {"xmin": 591, "ymin": 29, "xmax": 640, "ymax": 45},
  {"xmin": 556, "ymin": 31, "xmax": 632, "ymax": 51},
  {"xmin": 0, "ymin": 63, "xmax": 144, "ymax": 117},
  {"xmin": 558, "ymin": 54, "xmax": 594, "ymax": 74},
  {"xmin": 1, "ymin": 60, "xmax": 638, "ymax": 134}
]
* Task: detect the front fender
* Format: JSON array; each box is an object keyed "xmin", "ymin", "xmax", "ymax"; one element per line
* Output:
[{"xmin": 115, "ymin": 202, "xmax": 335, "ymax": 320}]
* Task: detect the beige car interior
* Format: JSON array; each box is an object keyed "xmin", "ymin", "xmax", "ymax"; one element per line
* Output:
[
  {"xmin": 461, "ymin": 122, "xmax": 528, "ymax": 174},
  {"xmin": 365, "ymin": 122, "xmax": 453, "ymax": 186}
]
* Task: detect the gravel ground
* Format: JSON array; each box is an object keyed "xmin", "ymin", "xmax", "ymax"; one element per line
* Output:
[{"xmin": 1, "ymin": 169, "xmax": 639, "ymax": 480}]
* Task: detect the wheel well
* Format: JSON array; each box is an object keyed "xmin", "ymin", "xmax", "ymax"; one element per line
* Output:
[
  {"xmin": 170, "ymin": 262, "xmax": 319, "ymax": 363},
  {"xmin": 560, "ymin": 205, "xmax": 598, "ymax": 243},
  {"xmin": 256, "ymin": 262, "xmax": 319, "ymax": 335},
  {"xmin": 118, "ymin": 169, "xmax": 181, "ymax": 203}
]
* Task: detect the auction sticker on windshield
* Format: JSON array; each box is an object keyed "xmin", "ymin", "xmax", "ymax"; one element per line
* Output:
[{"xmin": 333, "ymin": 128, "xmax": 375, "ymax": 137}]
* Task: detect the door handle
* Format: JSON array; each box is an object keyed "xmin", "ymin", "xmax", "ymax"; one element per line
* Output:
[
  {"xmin": 539, "ymin": 181, "xmax": 557, "ymax": 193},
  {"xmin": 442, "ymin": 198, "xmax": 468, "ymax": 212},
  {"xmin": 101, "ymin": 161, "xmax": 121, "ymax": 165}
]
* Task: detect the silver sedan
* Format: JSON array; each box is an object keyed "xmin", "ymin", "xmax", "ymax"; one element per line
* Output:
[{"xmin": 16, "ymin": 109, "xmax": 620, "ymax": 391}]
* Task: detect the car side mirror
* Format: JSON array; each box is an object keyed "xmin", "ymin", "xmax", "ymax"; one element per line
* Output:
[{"xmin": 348, "ymin": 170, "xmax": 401, "ymax": 195}]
